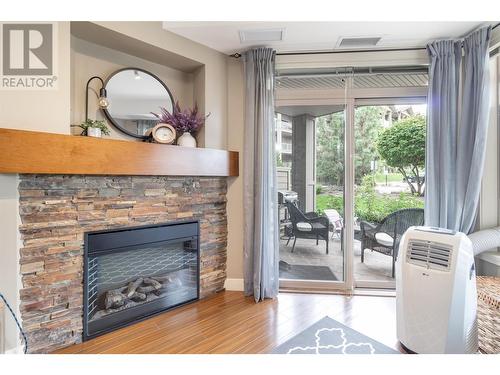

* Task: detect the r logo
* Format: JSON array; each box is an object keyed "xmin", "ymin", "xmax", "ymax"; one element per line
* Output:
[{"xmin": 2, "ymin": 23, "xmax": 53, "ymax": 76}]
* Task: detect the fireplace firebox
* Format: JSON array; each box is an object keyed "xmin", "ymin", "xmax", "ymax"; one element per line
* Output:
[{"xmin": 83, "ymin": 220, "xmax": 199, "ymax": 340}]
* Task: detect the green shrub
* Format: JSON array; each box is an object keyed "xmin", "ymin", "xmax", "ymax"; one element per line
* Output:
[
  {"xmin": 355, "ymin": 193, "xmax": 423, "ymax": 223},
  {"xmin": 316, "ymin": 185, "xmax": 424, "ymax": 224},
  {"xmin": 316, "ymin": 185, "xmax": 323, "ymax": 195}
]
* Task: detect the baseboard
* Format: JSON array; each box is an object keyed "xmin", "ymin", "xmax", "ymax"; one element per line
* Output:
[{"xmin": 224, "ymin": 278, "xmax": 244, "ymax": 291}]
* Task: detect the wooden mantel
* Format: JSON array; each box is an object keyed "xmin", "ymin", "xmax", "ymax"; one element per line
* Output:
[{"xmin": 0, "ymin": 128, "xmax": 239, "ymax": 177}]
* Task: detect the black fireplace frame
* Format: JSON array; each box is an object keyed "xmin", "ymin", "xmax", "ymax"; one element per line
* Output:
[{"xmin": 83, "ymin": 220, "xmax": 200, "ymax": 341}]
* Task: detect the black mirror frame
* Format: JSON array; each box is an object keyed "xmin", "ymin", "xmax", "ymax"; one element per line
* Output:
[{"xmin": 101, "ymin": 67, "xmax": 175, "ymax": 140}]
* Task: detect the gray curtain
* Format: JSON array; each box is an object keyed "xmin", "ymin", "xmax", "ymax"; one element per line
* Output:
[
  {"xmin": 425, "ymin": 27, "xmax": 491, "ymax": 233},
  {"xmin": 425, "ymin": 40, "xmax": 462, "ymax": 229},
  {"xmin": 243, "ymin": 48, "xmax": 280, "ymax": 302}
]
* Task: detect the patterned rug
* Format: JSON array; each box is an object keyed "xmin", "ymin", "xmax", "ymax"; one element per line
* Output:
[{"xmin": 273, "ymin": 316, "xmax": 399, "ymax": 354}]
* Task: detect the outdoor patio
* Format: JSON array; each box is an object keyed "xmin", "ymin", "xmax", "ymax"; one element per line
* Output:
[{"xmin": 279, "ymin": 236, "xmax": 394, "ymax": 283}]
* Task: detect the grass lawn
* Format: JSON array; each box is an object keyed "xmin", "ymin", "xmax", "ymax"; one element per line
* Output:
[
  {"xmin": 373, "ymin": 173, "xmax": 404, "ymax": 184},
  {"xmin": 316, "ymin": 194, "xmax": 342, "ymax": 214}
]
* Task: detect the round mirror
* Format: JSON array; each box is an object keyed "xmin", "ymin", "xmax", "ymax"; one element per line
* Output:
[{"xmin": 102, "ymin": 68, "xmax": 174, "ymax": 139}]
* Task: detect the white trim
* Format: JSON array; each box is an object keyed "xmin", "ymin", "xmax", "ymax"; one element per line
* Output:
[
  {"xmin": 279, "ymin": 287, "xmax": 350, "ymax": 295},
  {"xmin": 352, "ymin": 288, "xmax": 395, "ymax": 297},
  {"xmin": 276, "ymin": 49, "xmax": 429, "ymax": 71},
  {"xmin": 277, "ymin": 87, "xmax": 428, "ymax": 101},
  {"xmin": 4, "ymin": 344, "xmax": 24, "ymax": 354},
  {"xmin": 344, "ymin": 93, "xmax": 355, "ymax": 292},
  {"xmin": 355, "ymin": 280, "xmax": 396, "ymax": 290},
  {"xmin": 280, "ymin": 279, "xmax": 347, "ymax": 291},
  {"xmin": 355, "ymin": 96, "xmax": 427, "ymax": 106},
  {"xmin": 224, "ymin": 278, "xmax": 244, "ymax": 291},
  {"xmin": 278, "ymin": 287, "xmax": 395, "ymax": 298}
]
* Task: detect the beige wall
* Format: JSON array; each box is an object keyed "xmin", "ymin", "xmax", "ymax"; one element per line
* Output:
[
  {"xmin": 70, "ymin": 36, "xmax": 195, "ymax": 141},
  {"xmin": 0, "ymin": 21, "xmax": 71, "ymax": 352},
  {"xmin": 193, "ymin": 66, "xmax": 206, "ymax": 147},
  {"xmin": 91, "ymin": 22, "xmax": 228, "ymax": 149},
  {"xmin": 0, "ymin": 22, "xmax": 71, "ymax": 133},
  {"xmin": 226, "ymin": 58, "xmax": 245, "ymax": 281},
  {"xmin": 0, "ymin": 175, "xmax": 21, "ymax": 352}
]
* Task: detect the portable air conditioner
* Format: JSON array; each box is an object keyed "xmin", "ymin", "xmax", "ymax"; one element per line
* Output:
[{"xmin": 396, "ymin": 226, "xmax": 478, "ymax": 354}]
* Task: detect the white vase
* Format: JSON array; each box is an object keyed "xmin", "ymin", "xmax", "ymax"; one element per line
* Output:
[
  {"xmin": 87, "ymin": 127, "xmax": 102, "ymax": 138},
  {"xmin": 177, "ymin": 132, "xmax": 197, "ymax": 147}
]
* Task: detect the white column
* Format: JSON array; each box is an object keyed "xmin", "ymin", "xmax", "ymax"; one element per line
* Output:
[{"xmin": 292, "ymin": 114, "xmax": 316, "ymax": 212}]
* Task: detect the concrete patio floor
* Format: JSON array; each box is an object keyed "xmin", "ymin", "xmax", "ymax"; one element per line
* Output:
[{"xmin": 279, "ymin": 236, "xmax": 394, "ymax": 283}]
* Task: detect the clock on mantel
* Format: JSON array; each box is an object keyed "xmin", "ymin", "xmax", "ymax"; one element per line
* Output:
[{"xmin": 145, "ymin": 123, "xmax": 176, "ymax": 144}]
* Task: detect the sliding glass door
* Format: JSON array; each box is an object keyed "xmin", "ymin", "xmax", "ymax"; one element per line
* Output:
[
  {"xmin": 276, "ymin": 101, "xmax": 349, "ymax": 291},
  {"xmin": 353, "ymin": 100, "xmax": 427, "ymax": 289},
  {"xmin": 275, "ymin": 67, "xmax": 428, "ymax": 292}
]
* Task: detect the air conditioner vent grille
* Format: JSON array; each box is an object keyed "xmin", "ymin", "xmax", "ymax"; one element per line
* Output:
[
  {"xmin": 406, "ymin": 239, "xmax": 453, "ymax": 271},
  {"xmin": 338, "ymin": 37, "xmax": 381, "ymax": 48}
]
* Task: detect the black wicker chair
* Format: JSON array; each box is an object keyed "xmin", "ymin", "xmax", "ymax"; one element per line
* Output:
[
  {"xmin": 360, "ymin": 208, "xmax": 424, "ymax": 278},
  {"xmin": 285, "ymin": 201, "xmax": 330, "ymax": 254}
]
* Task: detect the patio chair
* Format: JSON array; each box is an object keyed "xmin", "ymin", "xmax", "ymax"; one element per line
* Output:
[
  {"xmin": 324, "ymin": 209, "xmax": 343, "ymax": 239},
  {"xmin": 285, "ymin": 201, "xmax": 330, "ymax": 254},
  {"xmin": 360, "ymin": 208, "xmax": 424, "ymax": 278}
]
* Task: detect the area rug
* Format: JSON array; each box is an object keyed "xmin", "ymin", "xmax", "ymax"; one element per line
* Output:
[
  {"xmin": 279, "ymin": 261, "xmax": 337, "ymax": 281},
  {"xmin": 272, "ymin": 316, "xmax": 399, "ymax": 354}
]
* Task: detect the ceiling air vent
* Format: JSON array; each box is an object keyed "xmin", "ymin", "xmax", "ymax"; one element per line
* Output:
[
  {"xmin": 337, "ymin": 36, "xmax": 381, "ymax": 48},
  {"xmin": 239, "ymin": 28, "xmax": 285, "ymax": 43}
]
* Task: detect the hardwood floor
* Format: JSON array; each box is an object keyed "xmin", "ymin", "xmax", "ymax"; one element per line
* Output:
[{"xmin": 54, "ymin": 291, "xmax": 403, "ymax": 354}]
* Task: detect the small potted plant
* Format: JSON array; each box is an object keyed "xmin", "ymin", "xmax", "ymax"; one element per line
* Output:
[
  {"xmin": 153, "ymin": 102, "xmax": 209, "ymax": 147},
  {"xmin": 78, "ymin": 119, "xmax": 111, "ymax": 138}
]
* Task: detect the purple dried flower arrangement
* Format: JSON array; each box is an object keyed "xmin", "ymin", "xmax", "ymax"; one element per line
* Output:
[{"xmin": 152, "ymin": 101, "xmax": 209, "ymax": 135}]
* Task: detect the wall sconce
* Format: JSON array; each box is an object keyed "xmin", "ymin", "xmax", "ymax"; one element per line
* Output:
[{"xmin": 85, "ymin": 76, "xmax": 109, "ymax": 121}]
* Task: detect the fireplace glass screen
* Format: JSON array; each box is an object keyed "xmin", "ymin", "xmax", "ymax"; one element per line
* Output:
[{"xmin": 84, "ymin": 221, "xmax": 199, "ymax": 339}]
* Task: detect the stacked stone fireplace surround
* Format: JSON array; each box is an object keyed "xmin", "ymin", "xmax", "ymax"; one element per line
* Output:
[{"xmin": 17, "ymin": 174, "xmax": 228, "ymax": 353}]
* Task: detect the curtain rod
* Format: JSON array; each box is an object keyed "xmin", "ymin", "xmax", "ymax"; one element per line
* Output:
[
  {"xmin": 229, "ymin": 23, "xmax": 500, "ymax": 58},
  {"xmin": 275, "ymin": 47, "xmax": 426, "ymax": 57},
  {"xmin": 229, "ymin": 47, "xmax": 425, "ymax": 58}
]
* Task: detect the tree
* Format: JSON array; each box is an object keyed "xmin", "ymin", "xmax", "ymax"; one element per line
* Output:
[
  {"xmin": 316, "ymin": 107, "xmax": 384, "ymax": 186},
  {"xmin": 354, "ymin": 106, "xmax": 384, "ymax": 184},
  {"xmin": 316, "ymin": 112, "xmax": 344, "ymax": 186},
  {"xmin": 377, "ymin": 115, "xmax": 426, "ymax": 196}
]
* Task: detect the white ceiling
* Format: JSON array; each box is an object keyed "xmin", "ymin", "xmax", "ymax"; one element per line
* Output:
[{"xmin": 162, "ymin": 21, "xmax": 492, "ymax": 54}]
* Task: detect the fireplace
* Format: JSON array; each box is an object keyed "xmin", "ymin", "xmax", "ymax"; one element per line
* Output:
[{"xmin": 83, "ymin": 220, "xmax": 200, "ymax": 340}]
